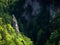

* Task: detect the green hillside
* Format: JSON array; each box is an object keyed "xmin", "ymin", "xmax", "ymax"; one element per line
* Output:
[{"xmin": 0, "ymin": 17, "xmax": 33, "ymax": 45}]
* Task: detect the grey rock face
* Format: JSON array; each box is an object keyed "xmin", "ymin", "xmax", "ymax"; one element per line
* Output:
[{"xmin": 12, "ymin": 14, "xmax": 20, "ymax": 34}]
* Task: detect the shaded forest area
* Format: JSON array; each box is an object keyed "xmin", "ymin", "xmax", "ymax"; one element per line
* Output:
[{"xmin": 0, "ymin": 0, "xmax": 60, "ymax": 45}]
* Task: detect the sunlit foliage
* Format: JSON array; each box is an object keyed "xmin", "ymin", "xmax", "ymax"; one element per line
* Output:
[{"xmin": 0, "ymin": 17, "xmax": 33, "ymax": 45}]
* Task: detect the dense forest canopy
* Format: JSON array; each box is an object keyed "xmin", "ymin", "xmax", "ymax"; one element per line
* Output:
[{"xmin": 0, "ymin": 0, "xmax": 60, "ymax": 45}]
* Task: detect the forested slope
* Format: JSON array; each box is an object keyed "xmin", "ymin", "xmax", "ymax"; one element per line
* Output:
[
  {"xmin": 0, "ymin": 0, "xmax": 60, "ymax": 45},
  {"xmin": 0, "ymin": 16, "xmax": 33, "ymax": 45}
]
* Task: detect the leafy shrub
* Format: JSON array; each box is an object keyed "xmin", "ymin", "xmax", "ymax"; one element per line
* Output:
[{"xmin": 0, "ymin": 17, "xmax": 33, "ymax": 45}]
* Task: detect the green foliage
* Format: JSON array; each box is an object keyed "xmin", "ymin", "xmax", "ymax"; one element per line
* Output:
[
  {"xmin": 44, "ymin": 40, "xmax": 55, "ymax": 45},
  {"xmin": 50, "ymin": 30, "xmax": 59, "ymax": 42},
  {"xmin": 1, "ymin": 13, "xmax": 12, "ymax": 24},
  {"xmin": 0, "ymin": 17, "xmax": 33, "ymax": 45},
  {"xmin": 0, "ymin": 0, "xmax": 18, "ymax": 13},
  {"xmin": 0, "ymin": 0, "xmax": 60, "ymax": 45}
]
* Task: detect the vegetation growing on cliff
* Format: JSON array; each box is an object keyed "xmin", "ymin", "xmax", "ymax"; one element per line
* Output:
[{"xmin": 0, "ymin": 17, "xmax": 33, "ymax": 45}]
